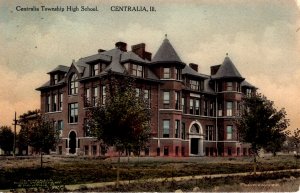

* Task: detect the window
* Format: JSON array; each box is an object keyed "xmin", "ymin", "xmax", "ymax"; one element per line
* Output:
[
  {"xmin": 237, "ymin": 83, "xmax": 241, "ymax": 92},
  {"xmin": 189, "ymin": 99, "xmax": 194, "ymax": 114},
  {"xmin": 59, "ymin": 93, "xmax": 63, "ymax": 111},
  {"xmin": 190, "ymin": 80, "xmax": 199, "ymax": 91},
  {"xmin": 69, "ymin": 103, "xmax": 78, "ymax": 123},
  {"xmin": 132, "ymin": 64, "xmax": 137, "ymax": 76},
  {"xmin": 182, "ymin": 97, "xmax": 186, "ymax": 113},
  {"xmin": 203, "ymin": 100, "xmax": 208, "ymax": 116},
  {"xmin": 175, "ymin": 120, "xmax": 180, "ymax": 138},
  {"xmin": 135, "ymin": 88, "xmax": 141, "ymax": 97},
  {"xmin": 100, "ymin": 63, "xmax": 106, "ymax": 72},
  {"xmin": 200, "ymin": 80, "xmax": 204, "ymax": 91},
  {"xmin": 84, "ymin": 119, "xmax": 92, "ymax": 137},
  {"xmin": 181, "ymin": 122, "xmax": 186, "ymax": 139},
  {"xmin": 57, "ymin": 120, "xmax": 63, "ymax": 138},
  {"xmin": 175, "ymin": 68, "xmax": 181, "ymax": 80},
  {"xmin": 205, "ymin": 125, "xmax": 214, "ymax": 141},
  {"xmin": 124, "ymin": 63, "xmax": 129, "ymax": 71},
  {"xmin": 137, "ymin": 65, "xmax": 143, "ymax": 77},
  {"xmin": 164, "ymin": 146, "xmax": 169, "ymax": 156},
  {"xmin": 226, "ymin": 102, "xmax": 233, "ymax": 116},
  {"xmin": 163, "ymin": 68, "xmax": 171, "ymax": 79},
  {"xmin": 101, "ymin": 86, "xmax": 106, "ymax": 105},
  {"xmin": 246, "ymin": 88, "xmax": 252, "ymax": 97},
  {"xmin": 175, "ymin": 91, "xmax": 180, "ymax": 110},
  {"xmin": 84, "ymin": 145, "xmax": 89, "ymax": 155},
  {"xmin": 92, "ymin": 145, "xmax": 97, "ymax": 156},
  {"xmin": 163, "ymin": 91, "xmax": 170, "ymax": 108},
  {"xmin": 91, "ymin": 64, "xmax": 99, "ymax": 76},
  {"xmin": 195, "ymin": 99, "xmax": 200, "ymax": 115},
  {"xmin": 226, "ymin": 82, "xmax": 233, "ymax": 91},
  {"xmin": 46, "ymin": 95, "xmax": 51, "ymax": 112},
  {"xmin": 54, "ymin": 74, "xmax": 58, "ymax": 84},
  {"xmin": 144, "ymin": 89, "xmax": 150, "ymax": 107},
  {"xmin": 210, "ymin": 102, "xmax": 214, "ymax": 116},
  {"xmin": 228, "ymin": 147, "xmax": 232, "ymax": 156},
  {"xmin": 92, "ymin": 87, "xmax": 98, "ymax": 106},
  {"xmin": 163, "ymin": 120, "xmax": 170, "ymax": 138},
  {"xmin": 227, "ymin": 125, "xmax": 233, "ymax": 140},
  {"xmin": 85, "ymin": 88, "xmax": 90, "ymax": 106},
  {"xmin": 237, "ymin": 102, "xmax": 241, "ymax": 116},
  {"xmin": 52, "ymin": 94, "xmax": 57, "ymax": 112},
  {"xmin": 69, "ymin": 74, "xmax": 78, "ymax": 95},
  {"xmin": 132, "ymin": 64, "xmax": 143, "ymax": 77},
  {"xmin": 218, "ymin": 103, "xmax": 223, "ymax": 116}
]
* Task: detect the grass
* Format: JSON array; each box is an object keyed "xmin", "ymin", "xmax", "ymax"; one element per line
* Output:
[
  {"xmin": 81, "ymin": 172, "xmax": 300, "ymax": 192},
  {"xmin": 0, "ymin": 154, "xmax": 298, "ymax": 190}
]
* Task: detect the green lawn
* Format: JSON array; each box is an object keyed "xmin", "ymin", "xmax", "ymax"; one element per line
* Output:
[{"xmin": 0, "ymin": 154, "xmax": 298, "ymax": 190}]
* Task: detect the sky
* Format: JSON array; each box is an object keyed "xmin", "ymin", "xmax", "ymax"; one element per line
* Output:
[{"xmin": 0, "ymin": 0, "xmax": 299, "ymax": 132}]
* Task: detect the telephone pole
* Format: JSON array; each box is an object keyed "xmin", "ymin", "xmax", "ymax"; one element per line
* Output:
[{"xmin": 13, "ymin": 112, "xmax": 18, "ymax": 157}]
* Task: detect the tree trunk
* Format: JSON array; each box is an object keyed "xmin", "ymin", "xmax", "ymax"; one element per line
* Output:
[
  {"xmin": 40, "ymin": 148, "xmax": 43, "ymax": 169},
  {"xmin": 116, "ymin": 151, "xmax": 121, "ymax": 189},
  {"xmin": 253, "ymin": 153, "xmax": 257, "ymax": 175}
]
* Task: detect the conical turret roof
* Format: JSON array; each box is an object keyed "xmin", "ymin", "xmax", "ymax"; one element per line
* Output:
[
  {"xmin": 212, "ymin": 54, "xmax": 244, "ymax": 80},
  {"xmin": 152, "ymin": 37, "xmax": 183, "ymax": 63}
]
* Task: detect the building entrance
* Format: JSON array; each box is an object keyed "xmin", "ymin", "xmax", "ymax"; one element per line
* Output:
[
  {"xmin": 69, "ymin": 131, "xmax": 76, "ymax": 154},
  {"xmin": 189, "ymin": 121, "xmax": 204, "ymax": 156}
]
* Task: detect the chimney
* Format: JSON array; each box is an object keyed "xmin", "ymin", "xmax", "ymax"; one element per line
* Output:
[
  {"xmin": 98, "ymin": 49, "xmax": 106, "ymax": 53},
  {"xmin": 144, "ymin": 52, "xmax": 152, "ymax": 61},
  {"xmin": 210, "ymin": 65, "xmax": 221, "ymax": 75},
  {"xmin": 189, "ymin": 63, "xmax": 199, "ymax": 72},
  {"xmin": 115, "ymin": 42, "xmax": 127, "ymax": 52},
  {"xmin": 131, "ymin": 43, "xmax": 152, "ymax": 61}
]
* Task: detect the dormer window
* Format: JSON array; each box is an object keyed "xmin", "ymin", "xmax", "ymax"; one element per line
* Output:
[
  {"xmin": 125, "ymin": 63, "xmax": 144, "ymax": 77},
  {"xmin": 190, "ymin": 80, "xmax": 199, "ymax": 91},
  {"xmin": 124, "ymin": 63, "xmax": 129, "ymax": 71},
  {"xmin": 54, "ymin": 74, "xmax": 58, "ymax": 84},
  {"xmin": 137, "ymin": 65, "xmax": 143, "ymax": 77},
  {"xmin": 91, "ymin": 64, "xmax": 99, "ymax": 76},
  {"xmin": 69, "ymin": 73, "xmax": 78, "ymax": 95},
  {"xmin": 100, "ymin": 63, "xmax": 106, "ymax": 72},
  {"xmin": 163, "ymin": 68, "xmax": 171, "ymax": 79},
  {"xmin": 132, "ymin": 64, "xmax": 143, "ymax": 77},
  {"xmin": 246, "ymin": 88, "xmax": 252, "ymax": 97}
]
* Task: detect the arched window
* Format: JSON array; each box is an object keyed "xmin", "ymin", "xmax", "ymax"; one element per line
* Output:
[
  {"xmin": 190, "ymin": 124, "xmax": 200, "ymax": 134},
  {"xmin": 69, "ymin": 73, "xmax": 78, "ymax": 95}
]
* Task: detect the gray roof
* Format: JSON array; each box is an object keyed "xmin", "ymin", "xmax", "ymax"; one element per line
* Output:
[
  {"xmin": 121, "ymin": 51, "xmax": 149, "ymax": 64},
  {"xmin": 78, "ymin": 48, "xmax": 159, "ymax": 80},
  {"xmin": 152, "ymin": 38, "xmax": 182, "ymax": 63},
  {"xmin": 241, "ymin": 80, "xmax": 256, "ymax": 88},
  {"xmin": 212, "ymin": 56, "xmax": 243, "ymax": 80},
  {"xmin": 47, "ymin": 65, "xmax": 69, "ymax": 74},
  {"xmin": 182, "ymin": 65, "xmax": 209, "ymax": 79},
  {"xmin": 79, "ymin": 53, "xmax": 111, "ymax": 63}
]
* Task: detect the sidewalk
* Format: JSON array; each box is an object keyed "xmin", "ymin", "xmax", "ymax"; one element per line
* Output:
[{"xmin": 64, "ymin": 168, "xmax": 300, "ymax": 191}]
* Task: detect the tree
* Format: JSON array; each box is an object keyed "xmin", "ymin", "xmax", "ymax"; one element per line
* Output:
[
  {"xmin": 237, "ymin": 93, "xmax": 289, "ymax": 173},
  {"xmin": 289, "ymin": 128, "xmax": 300, "ymax": 168},
  {"xmin": 26, "ymin": 112, "xmax": 59, "ymax": 168},
  {"xmin": 0, "ymin": 126, "xmax": 14, "ymax": 155},
  {"xmin": 265, "ymin": 130, "xmax": 286, "ymax": 156},
  {"xmin": 18, "ymin": 110, "xmax": 40, "ymax": 155},
  {"xmin": 289, "ymin": 128, "xmax": 300, "ymax": 155},
  {"xmin": 87, "ymin": 73, "xmax": 151, "ymax": 188}
]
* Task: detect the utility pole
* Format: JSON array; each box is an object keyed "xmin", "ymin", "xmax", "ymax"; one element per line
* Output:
[{"xmin": 13, "ymin": 112, "xmax": 18, "ymax": 157}]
